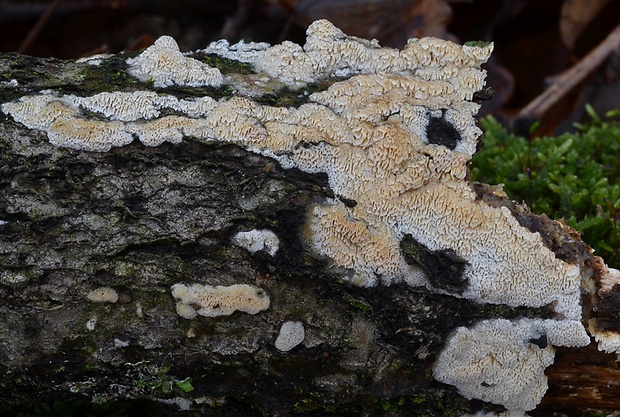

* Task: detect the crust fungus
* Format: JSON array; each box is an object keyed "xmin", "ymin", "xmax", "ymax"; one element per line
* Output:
[
  {"xmin": 171, "ymin": 283, "xmax": 270, "ymax": 319},
  {"xmin": 274, "ymin": 321, "xmax": 305, "ymax": 352},
  {"xmin": 87, "ymin": 287, "xmax": 119, "ymax": 303},
  {"xmin": 126, "ymin": 35, "xmax": 223, "ymax": 88},
  {"xmin": 433, "ymin": 318, "xmax": 589, "ymax": 411},
  {"xmin": 232, "ymin": 229, "xmax": 280, "ymax": 257},
  {"xmin": 2, "ymin": 19, "xmax": 618, "ymax": 412}
]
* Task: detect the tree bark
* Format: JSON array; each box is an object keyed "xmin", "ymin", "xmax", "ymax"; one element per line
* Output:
[{"xmin": 0, "ymin": 52, "xmax": 618, "ymax": 417}]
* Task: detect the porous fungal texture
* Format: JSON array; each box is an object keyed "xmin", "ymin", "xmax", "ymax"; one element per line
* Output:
[
  {"xmin": 171, "ymin": 283, "xmax": 270, "ymax": 319},
  {"xmin": 232, "ymin": 229, "xmax": 280, "ymax": 257},
  {"xmin": 274, "ymin": 321, "xmax": 305, "ymax": 352},
  {"xmin": 433, "ymin": 318, "xmax": 589, "ymax": 411},
  {"xmin": 1, "ymin": 19, "xmax": 611, "ymax": 410}
]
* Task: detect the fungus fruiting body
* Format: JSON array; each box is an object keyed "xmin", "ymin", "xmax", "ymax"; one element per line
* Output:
[
  {"xmin": 274, "ymin": 321, "xmax": 305, "ymax": 352},
  {"xmin": 433, "ymin": 318, "xmax": 589, "ymax": 411},
  {"xmin": 232, "ymin": 229, "xmax": 280, "ymax": 257},
  {"xmin": 171, "ymin": 283, "xmax": 270, "ymax": 319},
  {"xmin": 126, "ymin": 35, "xmax": 223, "ymax": 88},
  {"xmin": 87, "ymin": 286, "xmax": 119, "ymax": 303},
  {"xmin": 1, "ymin": 20, "xmax": 616, "ymax": 412}
]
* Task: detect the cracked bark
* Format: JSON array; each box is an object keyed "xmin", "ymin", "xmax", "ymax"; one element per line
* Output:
[{"xmin": 0, "ymin": 53, "xmax": 619, "ymax": 417}]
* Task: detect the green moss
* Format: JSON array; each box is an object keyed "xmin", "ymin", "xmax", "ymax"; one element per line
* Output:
[
  {"xmin": 75, "ymin": 54, "xmax": 142, "ymax": 94},
  {"xmin": 464, "ymin": 40, "xmax": 491, "ymax": 48},
  {"xmin": 172, "ymin": 377, "xmax": 194, "ymax": 393},
  {"xmin": 410, "ymin": 394, "xmax": 426, "ymax": 404},
  {"xmin": 345, "ymin": 295, "xmax": 373, "ymax": 315},
  {"xmin": 471, "ymin": 108, "xmax": 620, "ymax": 267},
  {"xmin": 198, "ymin": 53, "xmax": 255, "ymax": 75}
]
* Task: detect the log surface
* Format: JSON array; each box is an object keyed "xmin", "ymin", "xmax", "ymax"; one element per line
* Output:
[{"xmin": 0, "ymin": 53, "xmax": 618, "ymax": 417}]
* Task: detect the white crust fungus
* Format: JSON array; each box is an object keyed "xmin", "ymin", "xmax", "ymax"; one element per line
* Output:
[
  {"xmin": 274, "ymin": 320, "xmax": 305, "ymax": 352},
  {"xmin": 171, "ymin": 283, "xmax": 270, "ymax": 319},
  {"xmin": 433, "ymin": 318, "xmax": 589, "ymax": 412},
  {"xmin": 126, "ymin": 36, "xmax": 223, "ymax": 88},
  {"xmin": 232, "ymin": 229, "xmax": 280, "ymax": 257},
  {"xmin": 87, "ymin": 286, "xmax": 119, "ymax": 303},
  {"xmin": 1, "ymin": 20, "xmax": 610, "ymax": 411},
  {"xmin": 85, "ymin": 317, "xmax": 97, "ymax": 331}
]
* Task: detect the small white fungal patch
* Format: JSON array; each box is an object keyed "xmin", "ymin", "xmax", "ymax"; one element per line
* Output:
[
  {"xmin": 274, "ymin": 321, "xmax": 305, "ymax": 352},
  {"xmin": 114, "ymin": 338, "xmax": 130, "ymax": 348},
  {"xmin": 76, "ymin": 54, "xmax": 111, "ymax": 65},
  {"xmin": 158, "ymin": 397, "xmax": 194, "ymax": 412},
  {"xmin": 232, "ymin": 229, "xmax": 280, "ymax": 256},
  {"xmin": 0, "ymin": 220, "xmax": 9, "ymax": 225},
  {"xmin": 433, "ymin": 318, "xmax": 589, "ymax": 411},
  {"xmin": 201, "ymin": 39, "xmax": 270, "ymax": 64},
  {"xmin": 171, "ymin": 283, "xmax": 270, "ymax": 319},
  {"xmin": 126, "ymin": 35, "xmax": 223, "ymax": 88},
  {"xmin": 87, "ymin": 286, "xmax": 119, "ymax": 303},
  {"xmin": 86, "ymin": 317, "xmax": 97, "ymax": 331}
]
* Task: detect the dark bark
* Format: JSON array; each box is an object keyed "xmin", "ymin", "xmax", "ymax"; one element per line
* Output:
[{"xmin": 0, "ymin": 53, "xmax": 618, "ymax": 417}]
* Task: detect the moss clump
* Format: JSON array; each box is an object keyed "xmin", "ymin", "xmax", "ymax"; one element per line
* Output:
[
  {"xmin": 75, "ymin": 54, "xmax": 140, "ymax": 94},
  {"xmin": 471, "ymin": 108, "xmax": 620, "ymax": 267},
  {"xmin": 255, "ymin": 78, "xmax": 340, "ymax": 108},
  {"xmin": 464, "ymin": 40, "xmax": 491, "ymax": 48},
  {"xmin": 198, "ymin": 53, "xmax": 255, "ymax": 75}
]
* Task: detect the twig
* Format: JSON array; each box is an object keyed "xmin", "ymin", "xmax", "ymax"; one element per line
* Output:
[
  {"xmin": 18, "ymin": 0, "xmax": 63, "ymax": 54},
  {"xmin": 519, "ymin": 23, "xmax": 620, "ymax": 120}
]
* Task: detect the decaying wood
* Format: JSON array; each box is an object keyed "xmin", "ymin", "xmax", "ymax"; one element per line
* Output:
[{"xmin": 0, "ymin": 42, "xmax": 619, "ymax": 417}]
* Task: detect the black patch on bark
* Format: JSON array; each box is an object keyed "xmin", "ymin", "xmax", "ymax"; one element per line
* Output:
[
  {"xmin": 596, "ymin": 284, "xmax": 620, "ymax": 332},
  {"xmin": 400, "ymin": 234, "xmax": 469, "ymax": 294},
  {"xmin": 337, "ymin": 195, "xmax": 357, "ymax": 208},
  {"xmin": 426, "ymin": 110, "xmax": 462, "ymax": 150},
  {"xmin": 528, "ymin": 333, "xmax": 548, "ymax": 349}
]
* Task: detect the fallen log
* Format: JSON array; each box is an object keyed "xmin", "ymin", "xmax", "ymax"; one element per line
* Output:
[{"xmin": 1, "ymin": 20, "xmax": 619, "ymax": 416}]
